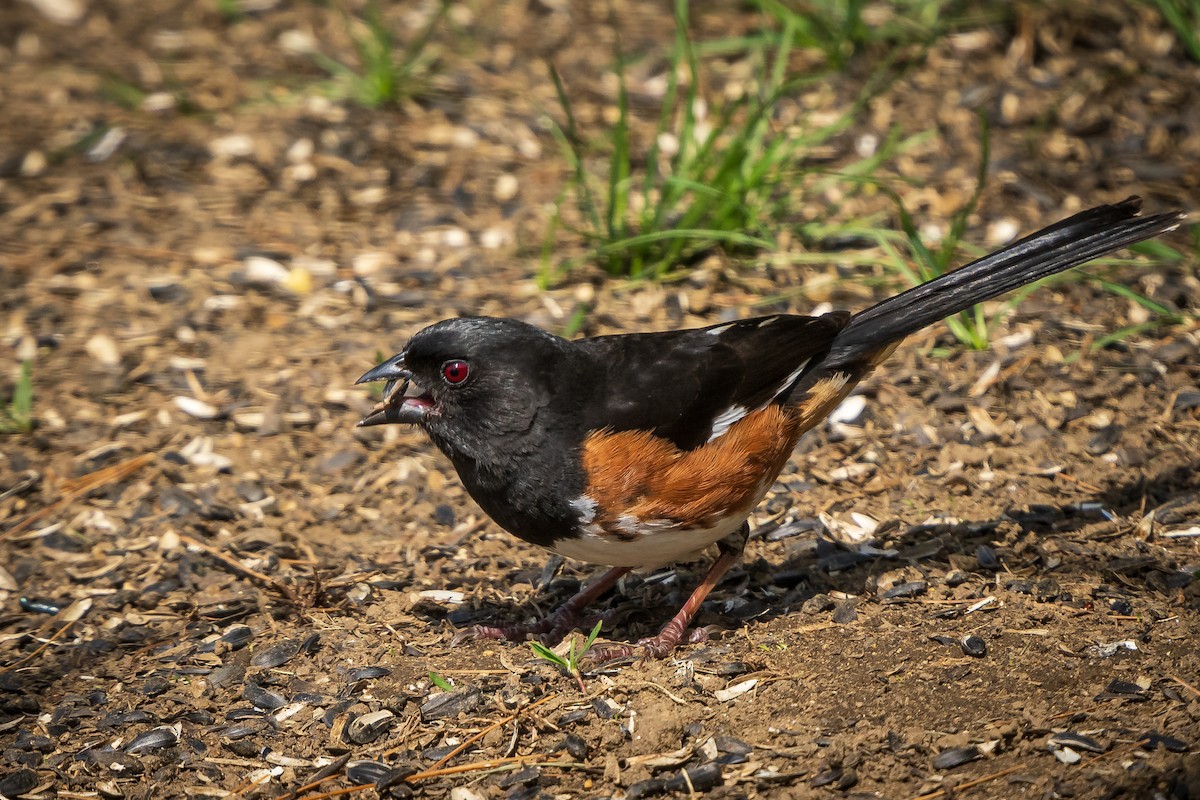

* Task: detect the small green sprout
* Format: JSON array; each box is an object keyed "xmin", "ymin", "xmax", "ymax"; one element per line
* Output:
[
  {"xmin": 529, "ymin": 621, "xmax": 604, "ymax": 692},
  {"xmin": 1, "ymin": 360, "xmax": 34, "ymax": 434},
  {"xmin": 428, "ymin": 671, "xmax": 454, "ymax": 692}
]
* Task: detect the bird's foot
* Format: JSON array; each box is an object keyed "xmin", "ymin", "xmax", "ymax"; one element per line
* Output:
[
  {"xmin": 451, "ymin": 607, "xmax": 605, "ymax": 648},
  {"xmin": 589, "ymin": 623, "xmax": 716, "ymax": 663},
  {"xmin": 449, "ymin": 566, "xmax": 631, "ymax": 648},
  {"xmin": 589, "ymin": 533, "xmax": 744, "ymax": 662}
]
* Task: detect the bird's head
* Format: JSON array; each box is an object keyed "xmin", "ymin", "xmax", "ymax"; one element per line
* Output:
[{"xmin": 356, "ymin": 317, "xmax": 569, "ymax": 459}]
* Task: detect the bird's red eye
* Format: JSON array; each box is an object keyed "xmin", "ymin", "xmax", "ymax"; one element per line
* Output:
[{"xmin": 441, "ymin": 359, "xmax": 470, "ymax": 385}]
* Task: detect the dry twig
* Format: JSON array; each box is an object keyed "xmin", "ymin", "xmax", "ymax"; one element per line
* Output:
[{"xmin": 3, "ymin": 453, "xmax": 155, "ymax": 541}]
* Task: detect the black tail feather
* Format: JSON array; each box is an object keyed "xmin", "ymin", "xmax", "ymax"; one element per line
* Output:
[{"xmin": 826, "ymin": 197, "xmax": 1185, "ymax": 364}]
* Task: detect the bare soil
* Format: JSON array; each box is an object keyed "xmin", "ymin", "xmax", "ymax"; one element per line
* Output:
[{"xmin": 1, "ymin": 2, "xmax": 1199, "ymax": 799}]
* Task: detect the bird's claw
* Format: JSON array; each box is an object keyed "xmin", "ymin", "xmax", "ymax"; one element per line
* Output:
[
  {"xmin": 449, "ymin": 625, "xmax": 507, "ymax": 647},
  {"xmin": 587, "ymin": 624, "xmax": 714, "ymax": 663},
  {"xmin": 450, "ymin": 606, "xmax": 600, "ymax": 648}
]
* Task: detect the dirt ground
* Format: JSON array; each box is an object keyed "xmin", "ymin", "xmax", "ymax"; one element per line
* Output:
[{"xmin": 2, "ymin": 1, "xmax": 1200, "ymax": 798}]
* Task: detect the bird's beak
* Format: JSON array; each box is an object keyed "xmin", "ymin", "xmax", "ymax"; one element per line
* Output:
[{"xmin": 355, "ymin": 353, "xmax": 434, "ymax": 427}]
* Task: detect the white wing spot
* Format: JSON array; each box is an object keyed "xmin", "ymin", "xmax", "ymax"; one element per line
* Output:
[
  {"xmin": 708, "ymin": 404, "xmax": 748, "ymax": 442},
  {"xmin": 773, "ymin": 358, "xmax": 811, "ymax": 399},
  {"xmin": 569, "ymin": 495, "xmax": 597, "ymax": 524},
  {"xmin": 615, "ymin": 514, "xmax": 642, "ymax": 536},
  {"xmin": 755, "ymin": 316, "xmax": 779, "ymax": 328},
  {"xmin": 707, "ymin": 357, "xmax": 812, "ymax": 442},
  {"xmin": 706, "ymin": 323, "xmax": 734, "ymax": 336}
]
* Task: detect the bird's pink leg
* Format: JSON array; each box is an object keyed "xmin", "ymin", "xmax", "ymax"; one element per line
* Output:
[
  {"xmin": 593, "ymin": 523, "xmax": 748, "ymax": 661},
  {"xmin": 453, "ymin": 566, "xmax": 631, "ymax": 646}
]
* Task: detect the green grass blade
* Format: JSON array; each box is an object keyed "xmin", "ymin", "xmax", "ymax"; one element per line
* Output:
[
  {"xmin": 1129, "ymin": 238, "xmax": 1185, "ymax": 261},
  {"xmin": 1150, "ymin": 0, "xmax": 1200, "ymax": 62},
  {"xmin": 547, "ymin": 64, "xmax": 603, "ymax": 237},
  {"xmin": 583, "ymin": 620, "xmax": 604, "ymax": 650},
  {"xmin": 607, "ymin": 50, "xmax": 632, "ymax": 255},
  {"xmin": 1089, "ymin": 319, "xmax": 1180, "ymax": 350},
  {"xmin": 561, "ymin": 303, "xmax": 590, "ymax": 338},
  {"xmin": 941, "ymin": 111, "xmax": 990, "ymax": 268},
  {"xmin": 1, "ymin": 360, "xmax": 34, "ymax": 434},
  {"xmin": 529, "ymin": 641, "xmax": 569, "ymax": 669},
  {"xmin": 399, "ymin": 0, "xmax": 448, "ymax": 70},
  {"xmin": 14, "ymin": 360, "xmax": 32, "ymax": 422},
  {"xmin": 1081, "ymin": 274, "xmax": 1179, "ymax": 317}
]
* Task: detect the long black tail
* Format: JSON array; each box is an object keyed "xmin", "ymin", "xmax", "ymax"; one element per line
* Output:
[{"xmin": 826, "ymin": 197, "xmax": 1185, "ymax": 364}]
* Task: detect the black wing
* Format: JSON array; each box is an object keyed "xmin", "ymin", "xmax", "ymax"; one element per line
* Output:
[{"xmin": 574, "ymin": 312, "xmax": 849, "ymax": 450}]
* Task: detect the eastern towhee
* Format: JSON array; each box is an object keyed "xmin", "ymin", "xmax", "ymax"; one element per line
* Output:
[{"xmin": 357, "ymin": 197, "xmax": 1183, "ymax": 659}]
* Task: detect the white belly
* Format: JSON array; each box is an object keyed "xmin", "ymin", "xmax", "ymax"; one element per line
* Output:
[{"xmin": 549, "ymin": 516, "xmax": 745, "ymax": 568}]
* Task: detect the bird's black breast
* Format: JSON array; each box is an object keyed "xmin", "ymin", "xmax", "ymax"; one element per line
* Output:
[
  {"xmin": 422, "ymin": 336, "xmax": 597, "ymax": 550},
  {"xmin": 439, "ymin": 437, "xmax": 588, "ymax": 550}
]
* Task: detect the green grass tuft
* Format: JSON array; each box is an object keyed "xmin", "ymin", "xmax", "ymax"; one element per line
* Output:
[
  {"xmin": 751, "ymin": 0, "xmax": 958, "ymax": 67},
  {"xmin": 1, "ymin": 360, "xmax": 34, "ymax": 435},
  {"xmin": 310, "ymin": 0, "xmax": 446, "ymax": 108},
  {"xmin": 881, "ymin": 115, "xmax": 1190, "ymax": 352},
  {"xmin": 540, "ymin": 0, "xmax": 923, "ymax": 285}
]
